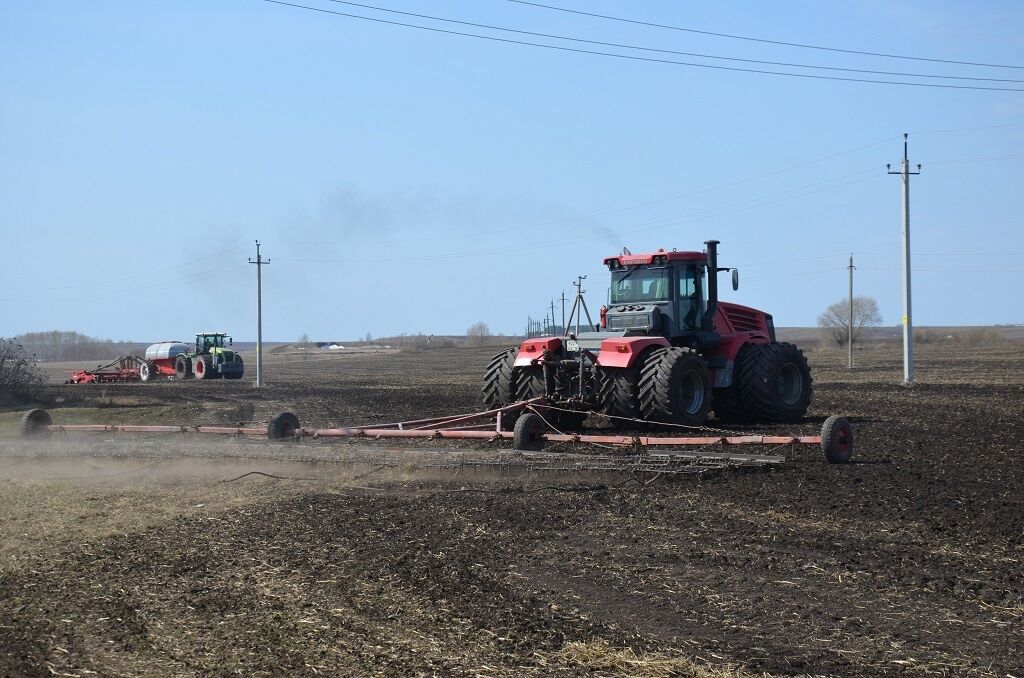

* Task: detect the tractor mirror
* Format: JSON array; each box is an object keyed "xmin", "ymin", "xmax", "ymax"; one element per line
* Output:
[{"xmin": 731, "ymin": 269, "xmax": 740, "ymax": 291}]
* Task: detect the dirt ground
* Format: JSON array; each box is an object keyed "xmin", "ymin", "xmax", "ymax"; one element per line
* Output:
[{"xmin": 1, "ymin": 342, "xmax": 1022, "ymax": 677}]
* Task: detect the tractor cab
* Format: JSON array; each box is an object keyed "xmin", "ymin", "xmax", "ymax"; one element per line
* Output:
[
  {"xmin": 600, "ymin": 241, "xmax": 737, "ymax": 351},
  {"xmin": 196, "ymin": 332, "xmax": 232, "ymax": 355}
]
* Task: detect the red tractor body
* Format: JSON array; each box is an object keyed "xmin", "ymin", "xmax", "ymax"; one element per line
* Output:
[{"xmin": 486, "ymin": 240, "xmax": 811, "ymax": 428}]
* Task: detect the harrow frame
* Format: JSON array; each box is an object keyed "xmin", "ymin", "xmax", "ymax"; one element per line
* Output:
[{"xmin": 18, "ymin": 400, "xmax": 855, "ymax": 463}]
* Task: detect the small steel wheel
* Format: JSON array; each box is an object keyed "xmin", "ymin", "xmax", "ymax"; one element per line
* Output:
[
  {"xmin": 513, "ymin": 412, "xmax": 546, "ymax": 451},
  {"xmin": 821, "ymin": 415, "xmax": 854, "ymax": 464},
  {"xmin": 20, "ymin": 409, "xmax": 52, "ymax": 437},
  {"xmin": 267, "ymin": 412, "xmax": 300, "ymax": 440}
]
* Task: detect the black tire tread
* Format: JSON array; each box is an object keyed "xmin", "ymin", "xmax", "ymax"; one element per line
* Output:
[
  {"xmin": 712, "ymin": 344, "xmax": 753, "ymax": 422},
  {"xmin": 736, "ymin": 342, "xmax": 812, "ymax": 423},
  {"xmin": 20, "ymin": 409, "xmax": 52, "ymax": 437},
  {"xmin": 638, "ymin": 347, "xmax": 712, "ymax": 426},
  {"xmin": 512, "ymin": 366, "xmax": 544, "ymax": 403},
  {"xmin": 267, "ymin": 412, "xmax": 300, "ymax": 440},
  {"xmin": 598, "ymin": 348, "xmax": 653, "ymax": 427},
  {"xmin": 821, "ymin": 414, "xmax": 854, "ymax": 463},
  {"xmin": 482, "ymin": 348, "xmax": 517, "ymax": 408}
]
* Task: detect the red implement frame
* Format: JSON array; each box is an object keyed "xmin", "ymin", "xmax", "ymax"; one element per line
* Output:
[
  {"xmin": 25, "ymin": 399, "xmax": 853, "ymax": 463},
  {"xmin": 67, "ymin": 356, "xmax": 145, "ymax": 384}
]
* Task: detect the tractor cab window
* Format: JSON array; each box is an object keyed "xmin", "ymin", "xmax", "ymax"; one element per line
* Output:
[
  {"xmin": 677, "ymin": 265, "xmax": 705, "ymax": 330},
  {"xmin": 611, "ymin": 267, "xmax": 671, "ymax": 304},
  {"xmin": 198, "ymin": 335, "xmax": 224, "ymax": 352}
]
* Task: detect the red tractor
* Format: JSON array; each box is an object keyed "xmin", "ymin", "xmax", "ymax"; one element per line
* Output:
[{"xmin": 483, "ymin": 240, "xmax": 812, "ymax": 429}]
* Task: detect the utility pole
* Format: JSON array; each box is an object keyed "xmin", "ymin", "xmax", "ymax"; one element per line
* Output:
[
  {"xmin": 559, "ymin": 291, "xmax": 567, "ymax": 333},
  {"xmin": 848, "ymin": 254, "xmax": 855, "ymax": 369},
  {"xmin": 248, "ymin": 240, "xmax": 270, "ymax": 387},
  {"xmin": 888, "ymin": 134, "xmax": 922, "ymax": 385},
  {"xmin": 549, "ymin": 299, "xmax": 557, "ymax": 334}
]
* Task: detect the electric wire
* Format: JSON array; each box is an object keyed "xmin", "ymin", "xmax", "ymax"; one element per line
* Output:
[
  {"xmin": 0, "ymin": 264, "xmax": 248, "ymax": 304},
  {"xmin": 276, "ymin": 172, "xmax": 885, "ymax": 265},
  {"xmin": 33, "ymin": 245, "xmax": 246, "ymax": 291},
  {"xmin": 503, "ymin": 0, "xmax": 1024, "ymax": 70},
  {"xmin": 291, "ymin": 136, "xmax": 899, "ymax": 247},
  {"xmin": 320, "ymin": 0, "xmax": 1024, "ymax": 84},
  {"xmin": 260, "ymin": 0, "xmax": 1024, "ymax": 91}
]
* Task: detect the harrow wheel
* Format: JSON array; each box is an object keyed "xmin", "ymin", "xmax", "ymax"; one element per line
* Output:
[
  {"xmin": 639, "ymin": 347, "xmax": 712, "ymax": 427},
  {"xmin": 140, "ymin": 362, "xmax": 155, "ymax": 382},
  {"xmin": 267, "ymin": 412, "xmax": 300, "ymax": 440},
  {"xmin": 513, "ymin": 412, "xmax": 546, "ymax": 451},
  {"xmin": 20, "ymin": 409, "xmax": 52, "ymax": 437},
  {"xmin": 821, "ymin": 415, "xmax": 854, "ymax": 463}
]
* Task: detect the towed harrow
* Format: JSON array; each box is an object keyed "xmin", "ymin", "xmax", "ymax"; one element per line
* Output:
[{"xmin": 18, "ymin": 400, "xmax": 855, "ymax": 466}]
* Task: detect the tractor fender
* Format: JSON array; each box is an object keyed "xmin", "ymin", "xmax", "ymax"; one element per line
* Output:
[
  {"xmin": 513, "ymin": 337, "xmax": 563, "ymax": 367},
  {"xmin": 595, "ymin": 337, "xmax": 670, "ymax": 369}
]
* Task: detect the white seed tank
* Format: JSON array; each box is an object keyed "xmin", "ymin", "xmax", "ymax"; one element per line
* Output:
[{"xmin": 145, "ymin": 342, "xmax": 189, "ymax": 361}]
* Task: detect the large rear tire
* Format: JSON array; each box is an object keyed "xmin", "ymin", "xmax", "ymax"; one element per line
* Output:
[
  {"xmin": 639, "ymin": 347, "xmax": 712, "ymax": 427},
  {"xmin": 175, "ymin": 355, "xmax": 193, "ymax": 380},
  {"xmin": 195, "ymin": 356, "xmax": 212, "ymax": 380},
  {"xmin": 712, "ymin": 344, "xmax": 753, "ymax": 423},
  {"xmin": 512, "ymin": 365, "xmax": 544, "ymax": 402},
  {"xmin": 737, "ymin": 342, "xmax": 812, "ymax": 423},
  {"xmin": 599, "ymin": 346, "xmax": 656, "ymax": 428},
  {"xmin": 482, "ymin": 347, "xmax": 517, "ymax": 408}
]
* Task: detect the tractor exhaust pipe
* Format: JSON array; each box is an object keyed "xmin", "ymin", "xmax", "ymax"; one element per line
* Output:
[{"xmin": 703, "ymin": 239, "xmax": 720, "ymax": 332}]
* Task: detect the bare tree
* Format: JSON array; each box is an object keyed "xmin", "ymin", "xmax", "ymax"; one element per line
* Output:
[
  {"xmin": 817, "ymin": 297, "xmax": 882, "ymax": 347},
  {"xmin": 298, "ymin": 333, "xmax": 311, "ymax": 360},
  {"xmin": 466, "ymin": 321, "xmax": 491, "ymax": 346},
  {"xmin": 0, "ymin": 338, "xmax": 47, "ymax": 402}
]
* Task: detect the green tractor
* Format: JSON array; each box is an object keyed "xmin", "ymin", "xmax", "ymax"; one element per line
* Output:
[{"xmin": 174, "ymin": 332, "xmax": 245, "ymax": 380}]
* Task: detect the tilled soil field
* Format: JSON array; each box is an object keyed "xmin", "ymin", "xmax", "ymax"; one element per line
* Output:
[{"xmin": 1, "ymin": 343, "xmax": 1022, "ymax": 676}]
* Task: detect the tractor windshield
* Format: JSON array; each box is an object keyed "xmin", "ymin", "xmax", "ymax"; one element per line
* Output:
[
  {"xmin": 611, "ymin": 267, "xmax": 671, "ymax": 304},
  {"xmin": 198, "ymin": 335, "xmax": 225, "ymax": 352}
]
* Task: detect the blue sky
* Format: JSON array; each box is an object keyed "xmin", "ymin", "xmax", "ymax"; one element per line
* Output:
[{"xmin": 2, "ymin": 0, "xmax": 1022, "ymax": 341}]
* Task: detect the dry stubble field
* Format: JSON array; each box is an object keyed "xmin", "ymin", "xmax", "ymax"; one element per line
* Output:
[{"xmin": 0, "ymin": 341, "xmax": 1022, "ymax": 676}]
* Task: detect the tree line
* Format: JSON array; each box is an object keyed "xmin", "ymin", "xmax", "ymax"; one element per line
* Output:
[{"xmin": 11, "ymin": 331, "xmax": 138, "ymax": 362}]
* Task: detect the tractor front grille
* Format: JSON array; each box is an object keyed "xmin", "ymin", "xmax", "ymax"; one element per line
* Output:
[{"xmin": 608, "ymin": 313, "xmax": 651, "ymax": 330}]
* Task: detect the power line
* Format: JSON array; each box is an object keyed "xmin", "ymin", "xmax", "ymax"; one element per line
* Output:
[
  {"xmin": 291, "ymin": 136, "xmax": 899, "ymax": 248},
  {"xmin": 260, "ymin": 0, "xmax": 1024, "ymax": 91},
  {"xmin": 287, "ymin": 131, "xmax": 1018, "ymax": 250},
  {"xmin": 0, "ymin": 264, "xmax": 247, "ymax": 304},
  {"xmin": 32, "ymin": 246, "xmax": 245, "ymax": 291},
  {"xmin": 504, "ymin": 0, "xmax": 1024, "ymax": 70},
  {"xmin": 319, "ymin": 0, "xmax": 1024, "ymax": 84},
  {"xmin": 276, "ymin": 172, "xmax": 885, "ymax": 265},
  {"xmin": 916, "ymin": 121, "xmax": 1024, "ymax": 135}
]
